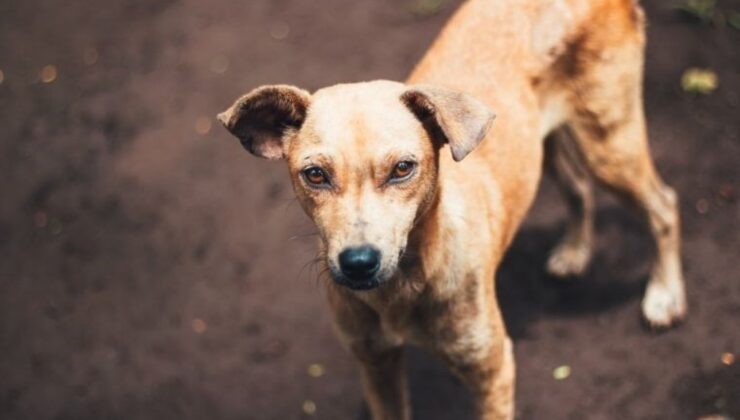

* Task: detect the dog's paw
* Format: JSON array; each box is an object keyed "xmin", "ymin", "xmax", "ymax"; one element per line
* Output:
[
  {"xmin": 546, "ymin": 242, "xmax": 591, "ymax": 278},
  {"xmin": 641, "ymin": 279, "xmax": 687, "ymax": 330}
]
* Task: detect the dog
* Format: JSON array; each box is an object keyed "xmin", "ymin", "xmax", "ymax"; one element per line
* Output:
[{"xmin": 217, "ymin": 0, "xmax": 686, "ymax": 418}]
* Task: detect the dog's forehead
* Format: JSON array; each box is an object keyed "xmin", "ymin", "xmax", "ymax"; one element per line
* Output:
[
  {"xmin": 301, "ymin": 81, "xmax": 421, "ymax": 150},
  {"xmin": 312, "ymin": 80, "xmax": 407, "ymax": 110}
]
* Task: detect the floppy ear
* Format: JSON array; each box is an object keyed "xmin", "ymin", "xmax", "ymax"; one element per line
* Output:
[
  {"xmin": 217, "ymin": 85, "xmax": 311, "ymax": 160},
  {"xmin": 401, "ymin": 85, "xmax": 495, "ymax": 162}
]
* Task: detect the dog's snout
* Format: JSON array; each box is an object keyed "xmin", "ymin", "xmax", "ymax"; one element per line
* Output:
[{"xmin": 338, "ymin": 245, "xmax": 381, "ymax": 283}]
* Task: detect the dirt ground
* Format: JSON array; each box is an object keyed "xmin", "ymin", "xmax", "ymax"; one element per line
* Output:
[{"xmin": 0, "ymin": 0, "xmax": 738, "ymax": 419}]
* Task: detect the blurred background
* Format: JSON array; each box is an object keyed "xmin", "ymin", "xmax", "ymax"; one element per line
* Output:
[{"xmin": 0, "ymin": 0, "xmax": 738, "ymax": 419}]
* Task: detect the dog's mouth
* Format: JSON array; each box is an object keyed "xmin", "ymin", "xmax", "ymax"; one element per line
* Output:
[
  {"xmin": 329, "ymin": 266, "xmax": 385, "ymax": 291},
  {"xmin": 334, "ymin": 276, "xmax": 381, "ymax": 291}
]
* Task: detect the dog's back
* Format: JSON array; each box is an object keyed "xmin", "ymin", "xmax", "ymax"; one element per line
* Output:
[
  {"xmin": 408, "ymin": 0, "xmax": 646, "ymax": 242},
  {"xmin": 410, "ymin": 0, "xmax": 643, "ymax": 94}
]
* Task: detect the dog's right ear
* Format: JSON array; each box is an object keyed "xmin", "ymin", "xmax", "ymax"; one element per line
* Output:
[{"xmin": 217, "ymin": 85, "xmax": 311, "ymax": 160}]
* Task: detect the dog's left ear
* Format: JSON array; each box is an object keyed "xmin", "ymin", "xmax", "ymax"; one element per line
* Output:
[
  {"xmin": 217, "ymin": 85, "xmax": 311, "ymax": 160},
  {"xmin": 401, "ymin": 85, "xmax": 495, "ymax": 162}
]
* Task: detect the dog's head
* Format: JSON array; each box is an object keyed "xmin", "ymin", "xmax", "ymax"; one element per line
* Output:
[{"xmin": 218, "ymin": 80, "xmax": 494, "ymax": 291}]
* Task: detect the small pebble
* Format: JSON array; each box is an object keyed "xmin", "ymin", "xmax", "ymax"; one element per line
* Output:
[
  {"xmin": 307, "ymin": 363, "xmax": 324, "ymax": 378},
  {"xmin": 553, "ymin": 365, "xmax": 571, "ymax": 380},
  {"xmin": 302, "ymin": 399, "xmax": 316, "ymax": 415},
  {"xmin": 695, "ymin": 199, "xmax": 709, "ymax": 214},
  {"xmin": 720, "ymin": 352, "xmax": 734, "ymax": 366},
  {"xmin": 192, "ymin": 318, "xmax": 207, "ymax": 334},
  {"xmin": 195, "ymin": 116, "xmax": 212, "ymax": 135},
  {"xmin": 40, "ymin": 65, "xmax": 57, "ymax": 83},
  {"xmin": 0, "ymin": 69, "xmax": 4, "ymax": 85}
]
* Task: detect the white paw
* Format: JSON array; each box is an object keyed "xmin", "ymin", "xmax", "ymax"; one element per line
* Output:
[
  {"xmin": 546, "ymin": 242, "xmax": 591, "ymax": 278},
  {"xmin": 642, "ymin": 280, "xmax": 687, "ymax": 329}
]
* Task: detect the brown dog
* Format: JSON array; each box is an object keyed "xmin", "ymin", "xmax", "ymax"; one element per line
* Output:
[{"xmin": 217, "ymin": 0, "xmax": 686, "ymax": 418}]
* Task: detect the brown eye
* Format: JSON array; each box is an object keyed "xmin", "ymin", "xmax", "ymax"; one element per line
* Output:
[
  {"xmin": 303, "ymin": 167, "xmax": 329, "ymax": 186},
  {"xmin": 391, "ymin": 161, "xmax": 416, "ymax": 181}
]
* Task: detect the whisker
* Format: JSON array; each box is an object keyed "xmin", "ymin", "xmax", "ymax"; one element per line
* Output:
[
  {"xmin": 289, "ymin": 231, "xmax": 319, "ymax": 241},
  {"xmin": 294, "ymin": 245, "xmax": 332, "ymax": 287},
  {"xmin": 297, "ymin": 255, "xmax": 323, "ymax": 283}
]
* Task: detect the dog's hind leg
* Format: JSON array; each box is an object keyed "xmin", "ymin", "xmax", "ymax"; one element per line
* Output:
[
  {"xmin": 561, "ymin": 7, "xmax": 686, "ymax": 328},
  {"xmin": 545, "ymin": 127, "xmax": 594, "ymax": 278},
  {"xmin": 571, "ymin": 113, "xmax": 686, "ymax": 329}
]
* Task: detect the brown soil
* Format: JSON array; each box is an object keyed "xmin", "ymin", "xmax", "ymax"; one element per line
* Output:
[{"xmin": 0, "ymin": 0, "xmax": 738, "ymax": 419}]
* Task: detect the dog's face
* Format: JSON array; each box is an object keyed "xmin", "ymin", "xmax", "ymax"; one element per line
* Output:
[{"xmin": 218, "ymin": 80, "xmax": 494, "ymax": 291}]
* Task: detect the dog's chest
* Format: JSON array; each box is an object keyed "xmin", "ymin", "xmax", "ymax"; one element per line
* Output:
[{"xmin": 372, "ymin": 289, "xmax": 474, "ymax": 349}]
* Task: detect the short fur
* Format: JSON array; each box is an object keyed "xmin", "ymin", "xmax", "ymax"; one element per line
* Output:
[{"xmin": 218, "ymin": 0, "xmax": 686, "ymax": 418}]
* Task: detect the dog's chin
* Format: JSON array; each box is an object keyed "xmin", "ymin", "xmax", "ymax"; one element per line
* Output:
[{"xmin": 330, "ymin": 269, "xmax": 391, "ymax": 292}]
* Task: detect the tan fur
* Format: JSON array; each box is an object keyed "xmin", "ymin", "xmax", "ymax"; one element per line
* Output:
[{"xmin": 218, "ymin": 0, "xmax": 686, "ymax": 418}]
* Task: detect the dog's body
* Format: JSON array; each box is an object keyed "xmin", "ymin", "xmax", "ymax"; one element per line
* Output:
[{"xmin": 218, "ymin": 0, "xmax": 686, "ymax": 418}]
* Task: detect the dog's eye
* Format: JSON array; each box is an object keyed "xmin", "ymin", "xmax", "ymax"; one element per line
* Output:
[
  {"xmin": 390, "ymin": 161, "xmax": 416, "ymax": 181},
  {"xmin": 303, "ymin": 167, "xmax": 329, "ymax": 186}
]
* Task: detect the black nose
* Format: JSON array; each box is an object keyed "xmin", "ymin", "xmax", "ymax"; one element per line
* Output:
[{"xmin": 338, "ymin": 245, "xmax": 381, "ymax": 282}]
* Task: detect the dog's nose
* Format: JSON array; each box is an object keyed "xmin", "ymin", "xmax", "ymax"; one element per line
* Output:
[{"xmin": 339, "ymin": 245, "xmax": 381, "ymax": 281}]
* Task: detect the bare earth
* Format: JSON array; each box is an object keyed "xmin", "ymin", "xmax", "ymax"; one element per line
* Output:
[{"xmin": 0, "ymin": 0, "xmax": 738, "ymax": 419}]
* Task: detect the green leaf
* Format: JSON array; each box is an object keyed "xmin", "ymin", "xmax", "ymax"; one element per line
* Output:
[{"xmin": 681, "ymin": 68, "xmax": 719, "ymax": 95}]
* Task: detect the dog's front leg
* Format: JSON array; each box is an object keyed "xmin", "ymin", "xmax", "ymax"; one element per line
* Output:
[
  {"xmin": 328, "ymin": 290, "xmax": 410, "ymax": 420},
  {"xmin": 354, "ymin": 345, "xmax": 409, "ymax": 420},
  {"xmin": 470, "ymin": 336, "xmax": 515, "ymax": 420},
  {"xmin": 428, "ymin": 299, "xmax": 515, "ymax": 420},
  {"xmin": 444, "ymin": 333, "xmax": 515, "ymax": 420}
]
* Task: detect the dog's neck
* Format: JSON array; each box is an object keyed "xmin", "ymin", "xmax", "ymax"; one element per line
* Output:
[{"xmin": 401, "ymin": 176, "xmax": 467, "ymax": 296}]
